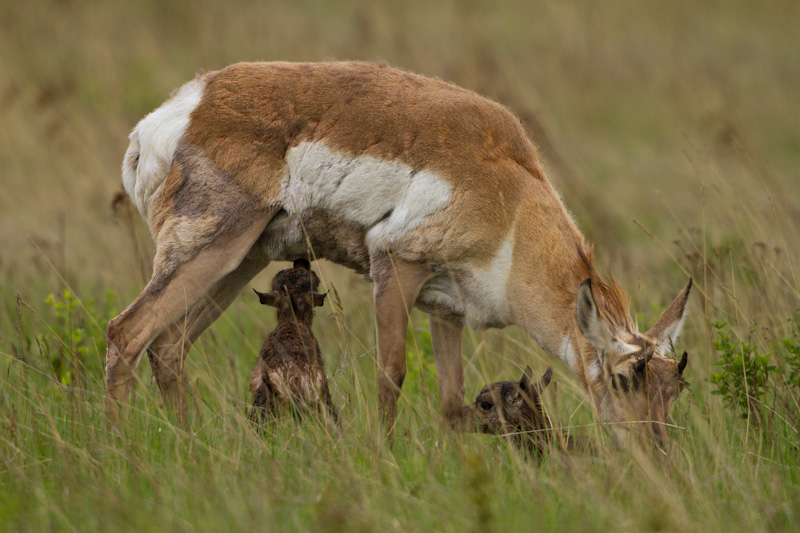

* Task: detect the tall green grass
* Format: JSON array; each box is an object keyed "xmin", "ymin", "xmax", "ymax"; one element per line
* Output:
[{"xmin": 2, "ymin": 0, "xmax": 799, "ymax": 531}]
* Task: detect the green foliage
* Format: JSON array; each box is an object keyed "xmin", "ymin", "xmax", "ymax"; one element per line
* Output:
[
  {"xmin": 782, "ymin": 320, "xmax": 800, "ymax": 390},
  {"xmin": 40, "ymin": 289, "xmax": 117, "ymax": 386},
  {"xmin": 709, "ymin": 319, "xmax": 800, "ymax": 436},
  {"xmin": 709, "ymin": 321, "xmax": 776, "ymax": 420}
]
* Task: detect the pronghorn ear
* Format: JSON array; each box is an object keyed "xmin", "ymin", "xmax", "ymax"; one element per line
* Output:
[
  {"xmin": 253, "ymin": 288, "xmax": 281, "ymax": 307},
  {"xmin": 312, "ymin": 292, "xmax": 327, "ymax": 307},
  {"xmin": 645, "ymin": 278, "xmax": 692, "ymax": 353},
  {"xmin": 576, "ymin": 279, "xmax": 614, "ymax": 352}
]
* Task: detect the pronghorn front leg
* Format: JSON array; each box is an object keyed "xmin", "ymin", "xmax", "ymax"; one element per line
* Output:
[
  {"xmin": 370, "ymin": 254, "xmax": 430, "ymax": 435},
  {"xmin": 429, "ymin": 314, "xmax": 465, "ymax": 421}
]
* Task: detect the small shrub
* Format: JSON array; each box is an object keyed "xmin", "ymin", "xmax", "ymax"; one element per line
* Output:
[
  {"xmin": 42, "ymin": 289, "xmax": 117, "ymax": 386},
  {"xmin": 709, "ymin": 321, "xmax": 775, "ymax": 423},
  {"xmin": 709, "ymin": 319, "xmax": 800, "ymax": 436},
  {"xmin": 782, "ymin": 321, "xmax": 800, "ymax": 389}
]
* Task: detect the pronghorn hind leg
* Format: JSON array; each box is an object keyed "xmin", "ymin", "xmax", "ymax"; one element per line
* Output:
[
  {"xmin": 370, "ymin": 254, "xmax": 430, "ymax": 436},
  {"xmin": 429, "ymin": 314, "xmax": 465, "ymax": 421},
  {"xmin": 105, "ymin": 212, "xmax": 273, "ymax": 419},
  {"xmin": 146, "ymin": 255, "xmax": 268, "ymax": 425}
]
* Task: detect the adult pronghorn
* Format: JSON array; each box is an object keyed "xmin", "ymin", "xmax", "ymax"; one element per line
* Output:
[{"xmin": 108, "ymin": 61, "xmax": 691, "ymax": 445}]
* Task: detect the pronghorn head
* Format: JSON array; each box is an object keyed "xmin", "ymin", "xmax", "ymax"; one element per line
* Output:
[
  {"xmin": 253, "ymin": 258, "xmax": 327, "ymax": 324},
  {"xmin": 575, "ymin": 278, "xmax": 692, "ymax": 448}
]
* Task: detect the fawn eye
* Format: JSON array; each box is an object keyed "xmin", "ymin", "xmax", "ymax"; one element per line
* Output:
[{"xmin": 479, "ymin": 401, "xmax": 493, "ymax": 412}]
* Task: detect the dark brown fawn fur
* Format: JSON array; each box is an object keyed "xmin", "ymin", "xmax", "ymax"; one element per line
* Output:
[
  {"xmin": 456, "ymin": 367, "xmax": 558, "ymax": 458},
  {"xmin": 249, "ymin": 258, "xmax": 338, "ymax": 425}
]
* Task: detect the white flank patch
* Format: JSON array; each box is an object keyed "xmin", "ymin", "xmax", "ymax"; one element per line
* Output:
[
  {"xmin": 122, "ymin": 77, "xmax": 206, "ymax": 220},
  {"xmin": 558, "ymin": 335, "xmax": 577, "ymax": 371},
  {"xmin": 283, "ymin": 141, "xmax": 452, "ymax": 251},
  {"xmin": 462, "ymin": 230, "xmax": 514, "ymax": 328}
]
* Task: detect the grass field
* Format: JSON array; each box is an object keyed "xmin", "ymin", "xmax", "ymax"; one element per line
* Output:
[{"xmin": 1, "ymin": 1, "xmax": 799, "ymax": 531}]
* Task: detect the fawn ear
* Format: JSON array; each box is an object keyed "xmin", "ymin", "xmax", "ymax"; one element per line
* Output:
[
  {"xmin": 535, "ymin": 367, "xmax": 553, "ymax": 395},
  {"xmin": 253, "ymin": 288, "xmax": 281, "ymax": 307},
  {"xmin": 519, "ymin": 366, "xmax": 551, "ymax": 396},
  {"xmin": 312, "ymin": 292, "xmax": 327, "ymax": 307},
  {"xmin": 519, "ymin": 365, "xmax": 534, "ymax": 394}
]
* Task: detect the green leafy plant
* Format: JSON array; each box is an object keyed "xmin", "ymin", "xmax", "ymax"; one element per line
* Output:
[
  {"xmin": 709, "ymin": 321, "xmax": 776, "ymax": 422},
  {"xmin": 783, "ymin": 321, "xmax": 800, "ymax": 390},
  {"xmin": 42, "ymin": 289, "xmax": 117, "ymax": 386}
]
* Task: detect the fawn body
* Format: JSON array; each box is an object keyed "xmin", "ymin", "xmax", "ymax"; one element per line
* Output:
[{"xmin": 249, "ymin": 259, "xmax": 337, "ymax": 424}]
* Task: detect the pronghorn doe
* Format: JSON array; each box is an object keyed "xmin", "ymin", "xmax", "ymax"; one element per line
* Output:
[
  {"xmin": 107, "ymin": 61, "xmax": 691, "ymax": 445},
  {"xmin": 249, "ymin": 258, "xmax": 337, "ymax": 425},
  {"xmin": 455, "ymin": 367, "xmax": 555, "ymax": 458}
]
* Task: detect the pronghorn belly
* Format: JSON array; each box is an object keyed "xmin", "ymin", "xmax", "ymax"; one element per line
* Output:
[{"xmin": 255, "ymin": 208, "xmax": 372, "ymax": 273}]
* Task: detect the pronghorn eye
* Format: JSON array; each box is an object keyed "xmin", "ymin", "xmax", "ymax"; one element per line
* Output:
[{"xmin": 479, "ymin": 401, "xmax": 493, "ymax": 412}]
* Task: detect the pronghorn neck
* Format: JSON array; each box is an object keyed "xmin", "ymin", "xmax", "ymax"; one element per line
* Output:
[
  {"xmin": 506, "ymin": 189, "xmax": 632, "ymax": 389},
  {"xmin": 517, "ymin": 270, "xmax": 630, "ymax": 394}
]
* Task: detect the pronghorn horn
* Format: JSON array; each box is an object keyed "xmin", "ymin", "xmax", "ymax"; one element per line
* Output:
[{"xmin": 678, "ymin": 351, "xmax": 688, "ymax": 374}]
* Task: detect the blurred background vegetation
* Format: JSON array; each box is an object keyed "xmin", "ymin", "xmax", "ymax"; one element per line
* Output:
[
  {"xmin": 1, "ymin": 1, "xmax": 799, "ymax": 530},
  {"xmin": 2, "ymin": 0, "xmax": 798, "ymax": 295}
]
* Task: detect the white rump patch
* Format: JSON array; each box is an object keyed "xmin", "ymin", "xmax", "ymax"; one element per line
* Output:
[
  {"xmin": 122, "ymin": 76, "xmax": 206, "ymax": 220},
  {"xmin": 283, "ymin": 141, "xmax": 452, "ymax": 251}
]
